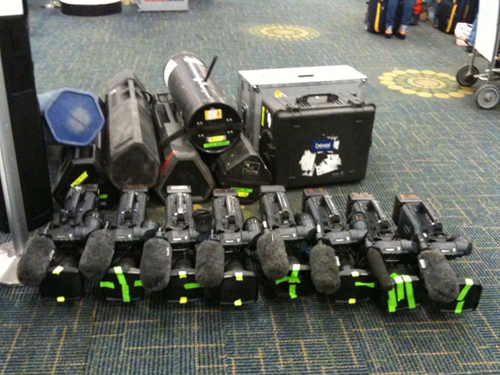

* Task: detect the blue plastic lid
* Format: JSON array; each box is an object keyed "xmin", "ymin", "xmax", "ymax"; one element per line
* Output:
[{"xmin": 38, "ymin": 88, "xmax": 105, "ymax": 146}]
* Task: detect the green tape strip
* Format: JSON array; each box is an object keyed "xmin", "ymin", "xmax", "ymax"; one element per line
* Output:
[
  {"xmin": 394, "ymin": 276, "xmax": 404, "ymax": 302},
  {"xmin": 114, "ymin": 267, "xmax": 130, "ymax": 303},
  {"xmin": 99, "ymin": 194, "xmax": 108, "ymax": 199},
  {"xmin": 203, "ymin": 140, "xmax": 230, "ymax": 149},
  {"xmin": 388, "ymin": 273, "xmax": 416, "ymax": 311},
  {"xmin": 184, "ymin": 283, "xmax": 201, "ymax": 290},
  {"xmin": 134, "ymin": 280, "xmax": 143, "ymax": 287},
  {"xmin": 275, "ymin": 264, "xmax": 301, "ymax": 299},
  {"xmin": 457, "ymin": 278, "xmax": 473, "ymax": 301},
  {"xmin": 403, "ymin": 275, "xmax": 416, "ymax": 309},
  {"xmin": 355, "ymin": 282, "xmax": 375, "ymax": 288},
  {"xmin": 289, "ymin": 284, "xmax": 298, "ymax": 299},
  {"xmin": 100, "ymin": 281, "xmax": 115, "ymax": 289},
  {"xmin": 388, "ymin": 288, "xmax": 397, "ymax": 313},
  {"xmin": 455, "ymin": 301, "xmax": 466, "ymax": 314}
]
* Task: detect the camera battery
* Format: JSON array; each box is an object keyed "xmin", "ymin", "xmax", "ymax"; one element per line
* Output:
[
  {"xmin": 213, "ymin": 133, "xmax": 272, "ymax": 204},
  {"xmin": 259, "ymin": 94, "xmax": 375, "ymax": 188}
]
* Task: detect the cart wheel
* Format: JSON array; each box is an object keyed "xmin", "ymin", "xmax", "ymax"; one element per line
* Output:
[
  {"xmin": 475, "ymin": 84, "xmax": 500, "ymax": 110},
  {"xmin": 456, "ymin": 65, "xmax": 479, "ymax": 87}
]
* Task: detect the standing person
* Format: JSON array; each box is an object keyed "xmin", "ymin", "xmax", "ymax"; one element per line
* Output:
[{"xmin": 385, "ymin": 0, "xmax": 417, "ymax": 39}]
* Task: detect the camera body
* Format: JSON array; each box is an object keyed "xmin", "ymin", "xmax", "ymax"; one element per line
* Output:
[
  {"xmin": 303, "ymin": 188, "xmax": 373, "ymax": 303},
  {"xmin": 40, "ymin": 184, "xmax": 105, "ymax": 301},
  {"xmin": 392, "ymin": 194, "xmax": 481, "ymax": 313},
  {"xmin": 100, "ymin": 186, "xmax": 160, "ymax": 302},
  {"xmin": 345, "ymin": 192, "xmax": 423, "ymax": 312},
  {"xmin": 163, "ymin": 185, "xmax": 208, "ymax": 303},
  {"xmin": 212, "ymin": 189, "xmax": 260, "ymax": 305},
  {"xmin": 260, "ymin": 185, "xmax": 316, "ymax": 298}
]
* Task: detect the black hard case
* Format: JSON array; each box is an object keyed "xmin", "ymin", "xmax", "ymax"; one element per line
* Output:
[{"xmin": 259, "ymin": 94, "xmax": 375, "ymax": 189}]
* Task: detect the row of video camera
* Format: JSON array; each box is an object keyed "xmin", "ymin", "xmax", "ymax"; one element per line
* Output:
[{"xmin": 17, "ymin": 184, "xmax": 481, "ymax": 313}]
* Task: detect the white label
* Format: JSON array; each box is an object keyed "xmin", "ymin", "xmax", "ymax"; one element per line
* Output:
[
  {"xmin": 163, "ymin": 60, "xmax": 178, "ymax": 87},
  {"xmin": 419, "ymin": 259, "xmax": 427, "ymax": 269}
]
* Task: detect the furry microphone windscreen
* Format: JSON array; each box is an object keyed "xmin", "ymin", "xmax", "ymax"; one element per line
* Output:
[
  {"xmin": 140, "ymin": 237, "xmax": 172, "ymax": 292},
  {"xmin": 256, "ymin": 231, "xmax": 289, "ymax": 280},
  {"xmin": 79, "ymin": 229, "xmax": 115, "ymax": 281},
  {"xmin": 310, "ymin": 243, "xmax": 341, "ymax": 295},
  {"xmin": 17, "ymin": 235, "xmax": 55, "ymax": 286},
  {"xmin": 419, "ymin": 249, "xmax": 460, "ymax": 303},
  {"xmin": 366, "ymin": 248, "xmax": 394, "ymax": 292},
  {"xmin": 195, "ymin": 240, "xmax": 225, "ymax": 288}
]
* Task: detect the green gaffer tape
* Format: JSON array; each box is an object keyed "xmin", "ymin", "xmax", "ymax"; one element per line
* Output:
[
  {"xmin": 274, "ymin": 264, "xmax": 301, "ymax": 299},
  {"xmin": 134, "ymin": 280, "xmax": 143, "ymax": 287},
  {"xmin": 457, "ymin": 278, "xmax": 474, "ymax": 301},
  {"xmin": 455, "ymin": 301, "xmax": 466, "ymax": 314},
  {"xmin": 403, "ymin": 275, "xmax": 416, "ymax": 309},
  {"xmin": 203, "ymin": 140, "xmax": 230, "ymax": 149},
  {"xmin": 100, "ymin": 281, "xmax": 115, "ymax": 289},
  {"xmin": 455, "ymin": 278, "xmax": 474, "ymax": 314},
  {"xmin": 355, "ymin": 282, "xmax": 375, "ymax": 288},
  {"xmin": 184, "ymin": 282, "xmax": 201, "ymax": 290},
  {"xmin": 114, "ymin": 266, "xmax": 130, "ymax": 303},
  {"xmin": 394, "ymin": 275, "xmax": 405, "ymax": 302},
  {"xmin": 388, "ymin": 273, "xmax": 416, "ymax": 311},
  {"xmin": 231, "ymin": 187, "xmax": 253, "ymax": 193},
  {"xmin": 275, "ymin": 264, "xmax": 301, "ymax": 285},
  {"xmin": 388, "ymin": 288, "xmax": 397, "ymax": 313},
  {"xmin": 289, "ymin": 284, "xmax": 298, "ymax": 299}
]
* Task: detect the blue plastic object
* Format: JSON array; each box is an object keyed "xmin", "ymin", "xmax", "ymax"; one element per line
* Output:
[{"xmin": 38, "ymin": 88, "xmax": 104, "ymax": 146}]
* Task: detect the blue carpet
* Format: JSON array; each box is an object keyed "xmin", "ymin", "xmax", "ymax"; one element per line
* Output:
[{"xmin": 0, "ymin": 0, "xmax": 499, "ymax": 374}]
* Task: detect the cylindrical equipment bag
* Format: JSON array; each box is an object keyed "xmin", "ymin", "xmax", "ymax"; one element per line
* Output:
[
  {"xmin": 106, "ymin": 69, "xmax": 160, "ymax": 190},
  {"xmin": 164, "ymin": 52, "xmax": 242, "ymax": 154}
]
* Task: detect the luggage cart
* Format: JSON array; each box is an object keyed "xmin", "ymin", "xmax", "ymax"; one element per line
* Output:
[{"xmin": 455, "ymin": 0, "xmax": 500, "ymax": 109}]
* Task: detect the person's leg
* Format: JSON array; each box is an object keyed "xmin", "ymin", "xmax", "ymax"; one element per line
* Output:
[
  {"xmin": 399, "ymin": 0, "xmax": 417, "ymax": 34},
  {"xmin": 468, "ymin": 16, "xmax": 478, "ymax": 47},
  {"xmin": 385, "ymin": 0, "xmax": 399, "ymax": 35}
]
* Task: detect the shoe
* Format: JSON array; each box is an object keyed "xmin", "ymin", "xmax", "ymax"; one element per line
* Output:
[
  {"xmin": 385, "ymin": 31, "xmax": 393, "ymax": 38},
  {"xmin": 465, "ymin": 45, "xmax": 473, "ymax": 53},
  {"xmin": 395, "ymin": 31, "xmax": 406, "ymax": 40}
]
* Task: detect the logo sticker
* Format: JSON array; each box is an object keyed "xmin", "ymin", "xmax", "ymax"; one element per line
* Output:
[{"xmin": 312, "ymin": 139, "xmax": 334, "ymax": 152}]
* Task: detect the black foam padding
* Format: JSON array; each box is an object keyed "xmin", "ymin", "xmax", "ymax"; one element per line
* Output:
[
  {"xmin": 419, "ymin": 249, "xmax": 460, "ymax": 303},
  {"xmin": 61, "ymin": 1, "xmax": 122, "ymax": 17},
  {"xmin": 79, "ymin": 229, "xmax": 115, "ymax": 281},
  {"xmin": 309, "ymin": 243, "xmax": 341, "ymax": 295},
  {"xmin": 140, "ymin": 237, "xmax": 172, "ymax": 292},
  {"xmin": 195, "ymin": 240, "xmax": 225, "ymax": 288},
  {"xmin": 256, "ymin": 231, "xmax": 289, "ymax": 280},
  {"xmin": 17, "ymin": 235, "xmax": 55, "ymax": 287}
]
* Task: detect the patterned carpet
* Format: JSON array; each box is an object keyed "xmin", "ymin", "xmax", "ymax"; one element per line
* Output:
[{"xmin": 1, "ymin": 0, "xmax": 499, "ymax": 374}]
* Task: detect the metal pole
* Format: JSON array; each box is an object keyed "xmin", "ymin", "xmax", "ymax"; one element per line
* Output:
[{"xmin": 0, "ymin": 45, "xmax": 29, "ymax": 285}]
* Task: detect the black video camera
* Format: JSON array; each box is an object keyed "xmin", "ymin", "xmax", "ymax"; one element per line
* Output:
[
  {"xmin": 162, "ymin": 185, "xmax": 209, "ymax": 304},
  {"xmin": 212, "ymin": 189, "xmax": 261, "ymax": 306},
  {"xmin": 40, "ymin": 184, "xmax": 105, "ymax": 302},
  {"xmin": 303, "ymin": 188, "xmax": 373, "ymax": 303},
  {"xmin": 99, "ymin": 186, "xmax": 162, "ymax": 302},
  {"xmin": 392, "ymin": 194, "xmax": 481, "ymax": 313},
  {"xmin": 346, "ymin": 193, "xmax": 423, "ymax": 312},
  {"xmin": 259, "ymin": 185, "xmax": 316, "ymax": 299}
]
